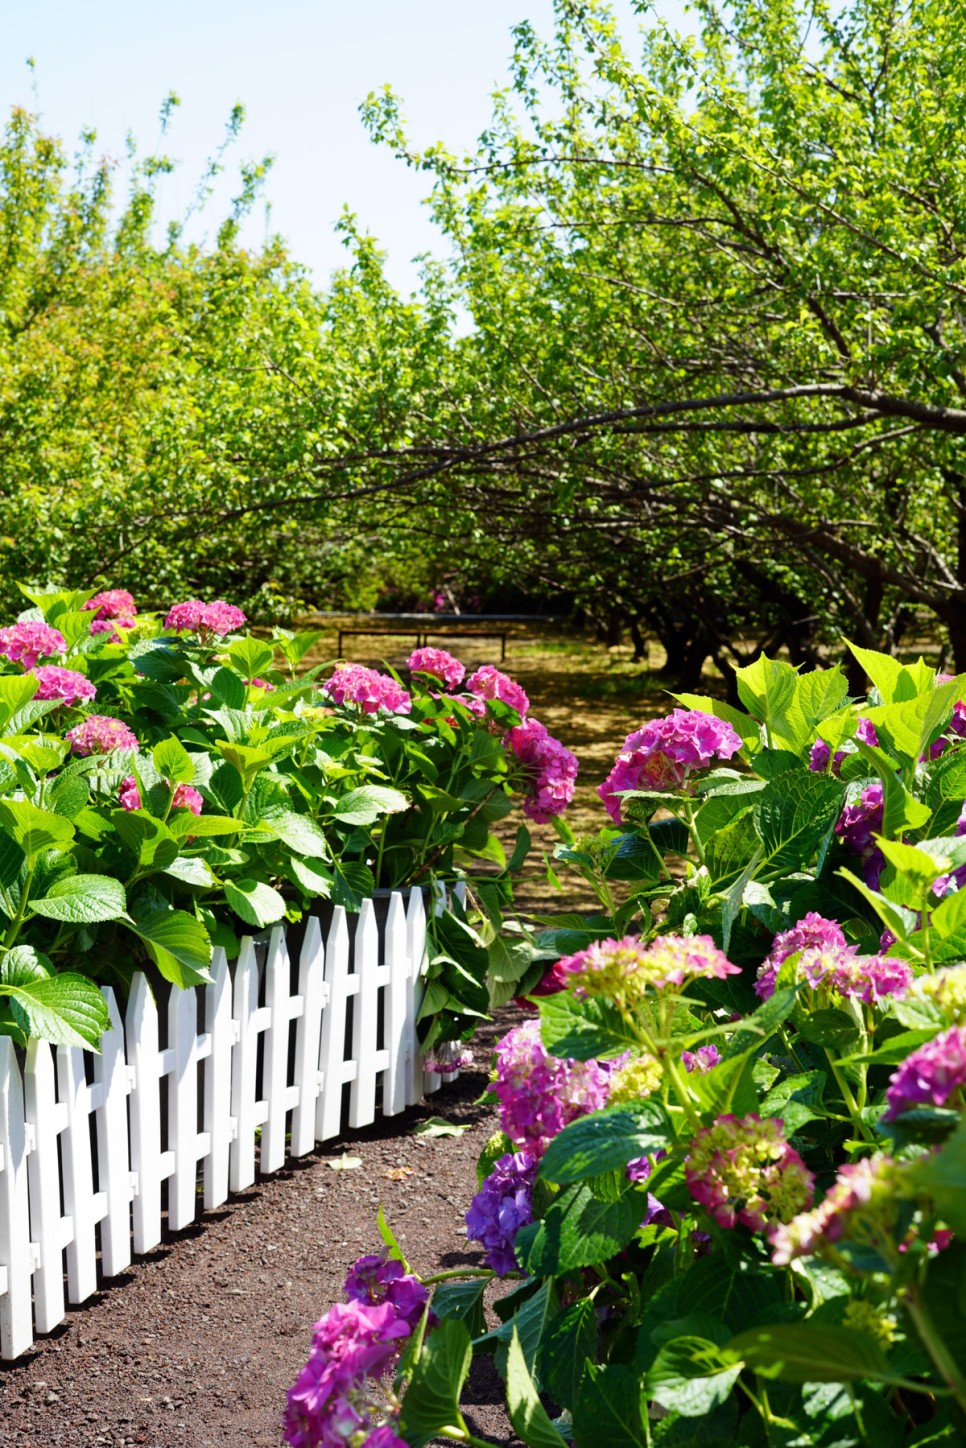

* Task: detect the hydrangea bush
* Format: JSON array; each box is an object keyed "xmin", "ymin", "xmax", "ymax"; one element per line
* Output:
[
  {"xmin": 294, "ymin": 644, "xmax": 966, "ymax": 1446},
  {"xmin": 0, "ymin": 588, "xmax": 575, "ymax": 1050}
]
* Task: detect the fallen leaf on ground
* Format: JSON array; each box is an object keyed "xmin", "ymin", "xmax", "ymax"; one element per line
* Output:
[
  {"xmin": 411, "ymin": 1117, "xmax": 471, "ymax": 1138},
  {"xmin": 383, "ymin": 1166, "xmax": 416, "ymax": 1180},
  {"xmin": 326, "ymin": 1153, "xmax": 363, "ymax": 1170}
]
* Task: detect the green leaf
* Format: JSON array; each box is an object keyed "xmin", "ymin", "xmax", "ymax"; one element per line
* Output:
[
  {"xmin": 168, "ymin": 812, "xmax": 247, "ymax": 838},
  {"xmin": 733, "ymin": 655, "xmax": 808, "ymax": 751},
  {"xmin": 162, "ymin": 856, "xmax": 217, "ymax": 888},
  {"xmin": 261, "ymin": 808, "xmax": 330, "ymax": 859},
  {"xmin": 111, "ymin": 810, "xmax": 180, "ymax": 869},
  {"xmin": 724, "ymin": 986, "xmax": 798, "ymax": 1058},
  {"xmin": 0, "ymin": 798, "xmax": 74, "ymax": 862},
  {"xmin": 573, "ymin": 1363, "xmax": 648, "ymax": 1448},
  {"xmin": 208, "ymin": 666, "xmax": 247, "ymax": 709},
  {"xmin": 227, "ymin": 636, "xmax": 276, "ymax": 679},
  {"xmin": 0, "ymin": 970, "xmax": 109, "ymax": 1049},
  {"xmin": 285, "ymin": 856, "xmax": 332, "ymax": 899},
  {"xmin": 29, "ymin": 873, "xmax": 128, "ymax": 925},
  {"xmin": 752, "ymin": 772, "xmax": 844, "ymax": 877},
  {"xmin": 843, "ymin": 642, "xmax": 906, "ymax": 703},
  {"xmin": 540, "ymin": 1103, "xmax": 670, "ymax": 1184},
  {"xmin": 0, "ymin": 945, "xmax": 52, "ymax": 983},
  {"xmin": 332, "ymin": 784, "xmax": 410, "ymax": 825},
  {"xmin": 539, "ymin": 1298, "xmax": 598, "ymax": 1411},
  {"xmin": 411, "ymin": 1116, "xmax": 470, "ymax": 1137},
  {"xmin": 728, "ymin": 1322, "xmax": 892, "ymax": 1383},
  {"xmin": 431, "ymin": 1278, "xmax": 487, "ymax": 1338},
  {"xmin": 647, "ymin": 1337, "xmax": 743, "ymax": 1417},
  {"xmin": 797, "ymin": 666, "xmax": 849, "ymax": 725},
  {"xmin": 910, "ymin": 1115, "xmax": 966, "ymax": 1234},
  {"xmin": 224, "ymin": 878, "xmax": 287, "ymax": 928},
  {"xmin": 507, "ymin": 1327, "xmax": 568, "ymax": 1448},
  {"xmin": 398, "ymin": 1317, "xmax": 472, "ymax": 1448},
  {"xmin": 151, "ymin": 736, "xmax": 196, "ymax": 784},
  {"xmin": 518, "ymin": 1182, "xmax": 642, "ymax": 1275},
  {"xmin": 330, "ymin": 861, "xmax": 375, "ymax": 911},
  {"xmin": 0, "ymin": 673, "xmax": 39, "ymax": 730},
  {"xmin": 126, "ymin": 908, "xmax": 213, "ymax": 987},
  {"xmin": 539, "ymin": 991, "xmax": 642, "ymax": 1061}
]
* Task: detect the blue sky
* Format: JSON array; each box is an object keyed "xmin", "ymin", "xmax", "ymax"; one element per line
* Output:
[{"xmin": 0, "ymin": 1, "xmax": 690, "ymax": 294}]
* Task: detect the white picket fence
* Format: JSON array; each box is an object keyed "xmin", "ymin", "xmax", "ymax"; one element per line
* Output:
[{"xmin": 0, "ymin": 888, "xmax": 454, "ymax": 1359}]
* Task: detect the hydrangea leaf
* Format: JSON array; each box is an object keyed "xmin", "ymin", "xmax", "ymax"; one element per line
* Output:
[
  {"xmin": 28, "ymin": 874, "xmax": 128, "ymax": 925},
  {"xmin": 540, "ymin": 1104, "xmax": 670, "ymax": 1185},
  {"xmin": 573, "ymin": 1362, "xmax": 648, "ymax": 1448},
  {"xmin": 727, "ymin": 1322, "xmax": 892, "ymax": 1384},
  {"xmin": 398, "ymin": 1317, "xmax": 472, "ymax": 1448},
  {"xmin": 507, "ymin": 1327, "xmax": 568, "ymax": 1448}
]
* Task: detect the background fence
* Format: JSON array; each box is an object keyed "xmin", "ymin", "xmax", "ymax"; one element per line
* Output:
[{"xmin": 0, "ymin": 887, "xmax": 453, "ymax": 1359}]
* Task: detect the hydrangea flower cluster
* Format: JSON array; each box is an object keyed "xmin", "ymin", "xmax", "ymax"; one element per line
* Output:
[
  {"xmin": 607, "ymin": 1054, "xmax": 663, "ymax": 1102},
  {"xmin": 754, "ymin": 912, "xmax": 847, "ymax": 1000},
  {"xmin": 83, "ymin": 588, "xmax": 137, "ymax": 622},
  {"xmin": 0, "ymin": 621, "xmax": 66, "ymax": 671},
  {"xmin": 423, "ymin": 1045, "xmax": 475, "ymax": 1076},
  {"xmin": 808, "ymin": 738, "xmax": 849, "ymax": 774},
  {"xmin": 324, "ymin": 665, "xmax": 412, "ymax": 716},
  {"xmin": 343, "ymin": 1253, "xmax": 429, "ymax": 1331},
  {"xmin": 493, "ymin": 1019, "xmax": 612, "ymax": 1155},
  {"xmin": 505, "ymin": 717, "xmax": 579, "ymax": 822},
  {"xmin": 165, "ymin": 599, "xmax": 247, "ymax": 640},
  {"xmin": 769, "ymin": 1154, "xmax": 898, "ymax": 1265},
  {"xmin": 794, "ymin": 946, "xmax": 912, "ymax": 1004},
  {"xmin": 282, "ymin": 1297, "xmax": 409, "ymax": 1448},
  {"xmin": 911, "ymin": 966, "xmax": 966, "ymax": 1021},
  {"xmin": 598, "ymin": 709, "xmax": 742, "ymax": 824},
  {"xmin": 835, "ymin": 778, "xmax": 885, "ymax": 885},
  {"xmin": 855, "ymin": 717, "xmax": 880, "ymax": 748},
  {"xmin": 685, "ymin": 1114, "xmax": 814, "ymax": 1231},
  {"xmin": 406, "ymin": 647, "xmax": 465, "ymax": 689},
  {"xmin": 885, "ymin": 1025, "xmax": 966, "ymax": 1119},
  {"xmin": 65, "ymin": 715, "xmax": 139, "ymax": 757},
  {"xmin": 464, "ymin": 1151, "xmax": 539, "ymax": 1275},
  {"xmin": 32, "ymin": 666, "xmax": 96, "ymax": 706},
  {"xmin": 557, "ymin": 933, "xmax": 740, "ymax": 1007},
  {"xmin": 465, "ymin": 665, "xmax": 529, "ymax": 717},
  {"xmin": 119, "ymin": 778, "xmax": 203, "ymax": 815},
  {"xmin": 682, "ymin": 1044, "xmax": 721, "ymax": 1073}
]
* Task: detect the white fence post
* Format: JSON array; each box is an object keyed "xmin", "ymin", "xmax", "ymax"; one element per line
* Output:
[
  {"xmin": 204, "ymin": 951, "xmax": 234, "ymax": 1210},
  {"xmin": 0, "ymin": 1039, "xmax": 33, "ymax": 1359},
  {"xmin": 230, "ymin": 938, "xmax": 270, "ymax": 1191},
  {"xmin": 93, "ymin": 989, "xmax": 134, "ymax": 1277},
  {"xmin": 383, "ymin": 892, "xmax": 409, "ymax": 1117},
  {"xmin": 316, "ymin": 907, "xmax": 351, "ymax": 1141},
  {"xmin": 350, "ymin": 900, "xmax": 381, "ymax": 1129},
  {"xmin": 291, "ymin": 917, "xmax": 326, "ymax": 1157},
  {"xmin": 126, "ymin": 973, "xmax": 165, "ymax": 1254},
  {"xmin": 406, "ymin": 889, "xmax": 428, "ymax": 1106},
  {"xmin": 57, "ymin": 1044, "xmax": 102, "ymax": 1304},
  {"xmin": 24, "ymin": 1038, "xmax": 66, "ymax": 1335}
]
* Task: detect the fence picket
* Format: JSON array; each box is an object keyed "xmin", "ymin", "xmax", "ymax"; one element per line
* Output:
[
  {"xmin": 0, "ymin": 1039, "xmax": 33, "ymax": 1358},
  {"xmin": 203, "ymin": 951, "xmax": 233, "ymax": 1210},
  {"xmin": 0, "ymin": 887, "xmax": 442, "ymax": 1357}
]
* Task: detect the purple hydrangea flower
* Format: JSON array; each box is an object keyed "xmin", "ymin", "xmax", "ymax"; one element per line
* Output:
[
  {"xmin": 494, "ymin": 1020, "xmax": 612, "ymax": 1155},
  {"xmin": 344, "ymin": 1253, "xmax": 429, "ymax": 1331},
  {"xmin": 754, "ymin": 912, "xmax": 847, "ymax": 1000},
  {"xmin": 885, "ymin": 1026, "xmax": 966, "ymax": 1119},
  {"xmin": 282, "ymin": 1299, "xmax": 411, "ymax": 1448},
  {"xmin": 598, "ymin": 709, "xmax": 742, "ymax": 824},
  {"xmin": 465, "ymin": 1151, "xmax": 538, "ymax": 1275},
  {"xmin": 836, "ymin": 780, "xmax": 884, "ymax": 855},
  {"xmin": 855, "ymin": 717, "xmax": 880, "ymax": 748},
  {"xmin": 682, "ymin": 1044, "xmax": 721, "ymax": 1073}
]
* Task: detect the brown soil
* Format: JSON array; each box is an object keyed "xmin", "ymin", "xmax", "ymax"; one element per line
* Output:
[{"xmin": 0, "ymin": 626, "xmax": 651, "ymax": 1447}]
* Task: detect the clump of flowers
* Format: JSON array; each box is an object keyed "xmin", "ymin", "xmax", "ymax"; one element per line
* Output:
[
  {"xmin": 343, "ymin": 1253, "xmax": 429, "ymax": 1332},
  {"xmin": 83, "ymin": 589, "xmax": 137, "ymax": 622},
  {"xmin": 505, "ymin": 717, "xmax": 579, "ymax": 822},
  {"xmin": 0, "ymin": 621, "xmax": 66, "ymax": 671},
  {"xmin": 557, "ymin": 934, "xmax": 740, "ymax": 1007},
  {"xmin": 65, "ymin": 715, "xmax": 139, "ymax": 757},
  {"xmin": 796, "ymin": 946, "xmax": 912, "ymax": 1005},
  {"xmin": 119, "ymin": 778, "xmax": 203, "ymax": 814},
  {"xmin": 685, "ymin": 1114, "xmax": 814, "ymax": 1231},
  {"xmin": 165, "ymin": 599, "xmax": 247, "ymax": 641},
  {"xmin": 465, "ymin": 665, "xmax": 529, "ymax": 717},
  {"xmin": 836, "ymin": 779, "xmax": 885, "ymax": 885},
  {"xmin": 494, "ymin": 1019, "xmax": 611, "ymax": 1155},
  {"xmin": 324, "ymin": 664, "xmax": 412, "ymax": 716},
  {"xmin": 855, "ymin": 717, "xmax": 880, "ymax": 748},
  {"xmin": 885, "ymin": 1025, "xmax": 966, "ymax": 1119},
  {"xmin": 911, "ymin": 966, "xmax": 966, "ymax": 1021},
  {"xmin": 424, "ymin": 1044, "xmax": 474, "ymax": 1075},
  {"xmin": 607, "ymin": 1054, "xmax": 664, "ymax": 1102},
  {"xmin": 282, "ymin": 1298, "xmax": 409, "ymax": 1448},
  {"xmin": 598, "ymin": 709, "xmax": 742, "ymax": 824},
  {"xmin": 808, "ymin": 738, "xmax": 847, "ymax": 774},
  {"xmin": 755, "ymin": 912, "xmax": 847, "ymax": 1000},
  {"xmin": 465, "ymin": 1150, "xmax": 538, "ymax": 1275},
  {"xmin": 32, "ymin": 665, "xmax": 96, "ymax": 707},
  {"xmin": 407, "ymin": 647, "xmax": 465, "ymax": 690},
  {"xmin": 682, "ymin": 1044, "xmax": 721, "ymax": 1073},
  {"xmin": 769, "ymin": 1154, "xmax": 898, "ymax": 1265}
]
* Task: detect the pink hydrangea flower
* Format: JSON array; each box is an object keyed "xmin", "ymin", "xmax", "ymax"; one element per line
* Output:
[
  {"xmin": 324, "ymin": 664, "xmax": 411, "ymax": 715},
  {"xmin": 685, "ymin": 1114, "xmax": 814, "ymax": 1231},
  {"xmin": 598, "ymin": 709, "xmax": 742, "ymax": 824},
  {"xmin": 65, "ymin": 715, "xmax": 139, "ymax": 757},
  {"xmin": 119, "ymin": 777, "xmax": 142, "ymax": 812},
  {"xmin": 770, "ymin": 1154, "xmax": 897, "ymax": 1265},
  {"xmin": 465, "ymin": 1151, "xmax": 538, "ymax": 1275},
  {"xmin": 172, "ymin": 783, "xmax": 203, "ymax": 815},
  {"xmin": 557, "ymin": 934, "xmax": 740, "ymax": 1006},
  {"xmin": 83, "ymin": 589, "xmax": 137, "ymax": 622},
  {"xmin": 282, "ymin": 1299, "xmax": 411, "ymax": 1448},
  {"xmin": 407, "ymin": 647, "xmax": 466, "ymax": 689},
  {"xmin": 493, "ymin": 1019, "xmax": 612, "ymax": 1156},
  {"xmin": 32, "ymin": 666, "xmax": 96, "ymax": 706},
  {"xmin": 682, "ymin": 1044, "xmax": 721, "ymax": 1073},
  {"xmin": 89, "ymin": 616, "xmax": 137, "ymax": 641},
  {"xmin": 505, "ymin": 717, "xmax": 579, "ymax": 822},
  {"xmin": 165, "ymin": 599, "xmax": 246, "ymax": 639},
  {"xmin": 855, "ymin": 717, "xmax": 880, "ymax": 748},
  {"xmin": 250, "ymin": 677, "xmax": 276, "ymax": 692},
  {"xmin": 885, "ymin": 1026, "xmax": 966, "ymax": 1119},
  {"xmin": 755, "ymin": 912, "xmax": 848, "ymax": 1000},
  {"xmin": 799, "ymin": 946, "xmax": 912, "ymax": 1005},
  {"xmin": 465, "ymin": 665, "xmax": 529, "ymax": 717},
  {"xmin": 0, "ymin": 621, "xmax": 66, "ymax": 671}
]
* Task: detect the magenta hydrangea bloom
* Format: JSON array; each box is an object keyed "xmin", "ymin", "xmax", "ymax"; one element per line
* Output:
[
  {"xmin": 282, "ymin": 1299, "xmax": 411, "ymax": 1448},
  {"xmin": 119, "ymin": 777, "xmax": 142, "ymax": 812},
  {"xmin": 32, "ymin": 665, "xmax": 96, "ymax": 706},
  {"xmin": 465, "ymin": 1151, "xmax": 538, "ymax": 1275},
  {"xmin": 172, "ymin": 783, "xmax": 203, "ymax": 815},
  {"xmin": 0, "ymin": 621, "xmax": 66, "ymax": 671},
  {"xmin": 836, "ymin": 780, "xmax": 884, "ymax": 855},
  {"xmin": 685, "ymin": 1114, "xmax": 814, "ymax": 1231},
  {"xmin": 755, "ymin": 912, "xmax": 848, "ymax": 1000},
  {"xmin": 89, "ymin": 615, "xmax": 137, "ymax": 641},
  {"xmin": 494, "ymin": 1020, "xmax": 612, "ymax": 1156},
  {"xmin": 407, "ymin": 647, "xmax": 466, "ymax": 689},
  {"xmin": 855, "ymin": 717, "xmax": 880, "ymax": 748},
  {"xmin": 885, "ymin": 1026, "xmax": 966, "ymax": 1119},
  {"xmin": 682, "ymin": 1044, "xmax": 721, "ymax": 1073},
  {"xmin": 796, "ymin": 946, "xmax": 912, "ymax": 1005},
  {"xmin": 343, "ymin": 1253, "xmax": 429, "ymax": 1331},
  {"xmin": 557, "ymin": 934, "xmax": 739, "ymax": 1005},
  {"xmin": 505, "ymin": 717, "xmax": 579, "ymax": 822},
  {"xmin": 165, "ymin": 599, "xmax": 246, "ymax": 639},
  {"xmin": 324, "ymin": 664, "xmax": 412, "ymax": 715},
  {"xmin": 65, "ymin": 715, "xmax": 139, "ymax": 757},
  {"xmin": 465, "ymin": 665, "xmax": 529, "ymax": 717},
  {"xmin": 598, "ymin": 709, "xmax": 742, "ymax": 824},
  {"xmin": 770, "ymin": 1154, "xmax": 897, "ymax": 1265},
  {"xmin": 83, "ymin": 589, "xmax": 137, "ymax": 622}
]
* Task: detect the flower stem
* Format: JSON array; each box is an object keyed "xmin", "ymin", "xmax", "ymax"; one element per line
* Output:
[
  {"xmin": 903, "ymin": 1288, "xmax": 966, "ymax": 1414},
  {"xmin": 680, "ymin": 798, "xmax": 706, "ymax": 868}
]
